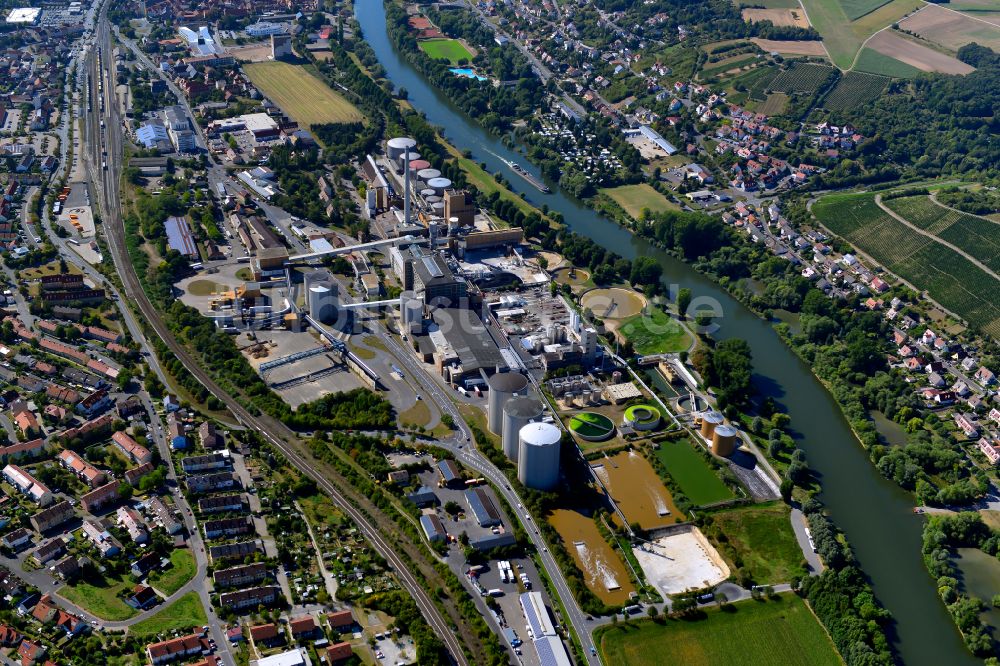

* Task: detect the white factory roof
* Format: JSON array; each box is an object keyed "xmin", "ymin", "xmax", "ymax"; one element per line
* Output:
[
  {"xmin": 255, "ymin": 650, "xmax": 306, "ymax": 666},
  {"xmin": 520, "ymin": 591, "xmax": 555, "ymax": 637},
  {"xmin": 241, "ymin": 112, "xmax": 278, "ymax": 133},
  {"xmin": 6, "ymin": 7, "xmax": 41, "ymax": 23},
  {"xmin": 309, "ymin": 238, "xmax": 334, "ymax": 254}
]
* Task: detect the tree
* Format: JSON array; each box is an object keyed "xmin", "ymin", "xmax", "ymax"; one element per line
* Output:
[
  {"xmin": 646, "ymin": 605, "xmax": 658, "ymax": 621},
  {"xmin": 780, "ymin": 478, "xmax": 793, "ymax": 503},
  {"xmin": 677, "ymin": 287, "xmax": 692, "ymax": 318}
]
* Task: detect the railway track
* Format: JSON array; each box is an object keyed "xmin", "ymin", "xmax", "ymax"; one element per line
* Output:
[{"xmin": 85, "ymin": 14, "xmax": 472, "ymax": 665}]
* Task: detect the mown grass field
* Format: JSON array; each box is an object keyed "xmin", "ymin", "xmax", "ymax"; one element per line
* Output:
[
  {"xmin": 618, "ymin": 307, "xmax": 691, "ymax": 355},
  {"xmin": 600, "ymin": 183, "xmax": 678, "ymax": 220},
  {"xmin": 243, "ymin": 61, "xmax": 363, "ymax": 127},
  {"xmin": 148, "ymin": 548, "xmax": 197, "ymax": 596},
  {"xmin": 418, "ymin": 38, "xmax": 475, "ymax": 64},
  {"xmin": 597, "ymin": 593, "xmax": 841, "ymax": 666},
  {"xmin": 854, "ymin": 47, "xmax": 922, "ymax": 77},
  {"xmin": 129, "ymin": 592, "xmax": 207, "ymax": 639},
  {"xmin": 654, "ymin": 438, "xmax": 734, "ymax": 505},
  {"xmin": 813, "ymin": 191, "xmax": 1000, "ymax": 336},
  {"xmin": 710, "ymin": 503, "xmax": 807, "ymax": 584},
  {"xmin": 59, "ymin": 570, "xmax": 137, "ymax": 621}
]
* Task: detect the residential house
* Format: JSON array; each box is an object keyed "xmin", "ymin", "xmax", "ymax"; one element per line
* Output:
[
  {"xmin": 146, "ymin": 633, "xmax": 203, "ymax": 664},
  {"xmin": 82, "ymin": 519, "xmax": 122, "ymax": 557},
  {"xmin": 219, "ymin": 585, "xmax": 281, "ymax": 611},
  {"xmin": 116, "ymin": 506, "xmax": 149, "ymax": 543},
  {"xmin": 213, "ymin": 563, "xmax": 267, "ymax": 589},
  {"xmin": 29, "ymin": 500, "xmax": 74, "ymax": 533},
  {"xmin": 80, "ymin": 480, "xmax": 121, "ymax": 513},
  {"xmin": 112, "ymin": 431, "xmax": 152, "ymax": 464},
  {"xmin": 57, "ymin": 449, "xmax": 106, "ymax": 488}
]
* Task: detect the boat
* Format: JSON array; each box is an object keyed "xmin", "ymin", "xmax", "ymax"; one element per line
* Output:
[{"xmin": 505, "ymin": 159, "xmax": 550, "ymax": 193}]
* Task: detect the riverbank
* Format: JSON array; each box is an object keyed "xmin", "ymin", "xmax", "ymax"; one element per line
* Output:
[{"xmin": 352, "ymin": 1, "xmax": 980, "ymax": 661}]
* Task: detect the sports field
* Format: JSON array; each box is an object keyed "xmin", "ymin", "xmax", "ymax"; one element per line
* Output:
[
  {"xmin": 799, "ymin": 0, "xmax": 925, "ymax": 68},
  {"xmin": 654, "ymin": 438, "xmax": 734, "ymax": 505},
  {"xmin": 243, "ymin": 61, "xmax": 363, "ymax": 128},
  {"xmin": 618, "ymin": 307, "xmax": 691, "ymax": 355},
  {"xmin": 597, "ymin": 593, "xmax": 841, "ymax": 666},
  {"xmin": 418, "ymin": 38, "xmax": 475, "ymax": 64},
  {"xmin": 813, "ymin": 191, "xmax": 1000, "ymax": 336},
  {"xmin": 601, "ymin": 183, "xmax": 678, "ymax": 220}
]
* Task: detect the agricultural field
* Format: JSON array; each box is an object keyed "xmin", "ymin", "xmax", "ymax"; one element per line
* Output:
[
  {"xmin": 757, "ymin": 92, "xmax": 790, "ymax": 115},
  {"xmin": 822, "ymin": 71, "xmax": 889, "ymax": 109},
  {"xmin": 700, "ymin": 56, "xmax": 760, "ymax": 78},
  {"xmin": 866, "ymin": 31, "xmax": 976, "ymax": 74},
  {"xmin": 709, "ymin": 503, "xmax": 808, "ymax": 584},
  {"xmin": 813, "ymin": 192, "xmax": 1000, "ymax": 336},
  {"xmin": 597, "ymin": 593, "xmax": 841, "ymax": 666},
  {"xmin": 900, "ymin": 3, "xmax": 1000, "ymax": 52},
  {"xmin": 768, "ymin": 62, "xmax": 837, "ymax": 93},
  {"xmin": 600, "ymin": 184, "xmax": 678, "ymax": 220},
  {"xmin": 243, "ymin": 62, "xmax": 363, "ymax": 128},
  {"xmin": 799, "ymin": 0, "xmax": 925, "ymax": 68},
  {"xmin": 853, "ymin": 47, "xmax": 923, "ymax": 77},
  {"xmin": 883, "ymin": 195, "xmax": 1000, "ymax": 272},
  {"xmin": 750, "ymin": 38, "xmax": 829, "ymax": 57},
  {"xmin": 617, "ymin": 308, "xmax": 691, "ymax": 355},
  {"xmin": 418, "ymin": 37, "xmax": 475, "ymax": 64},
  {"xmin": 741, "ymin": 7, "xmax": 810, "ymax": 27},
  {"xmin": 653, "ymin": 438, "xmax": 734, "ymax": 506},
  {"xmin": 743, "ymin": 66, "xmax": 780, "ymax": 101},
  {"xmin": 736, "ymin": 0, "xmax": 802, "ymax": 7}
]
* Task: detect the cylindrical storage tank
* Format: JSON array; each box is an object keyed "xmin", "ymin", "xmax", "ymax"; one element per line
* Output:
[
  {"xmin": 427, "ymin": 177, "xmax": 452, "ymax": 195},
  {"xmin": 308, "ymin": 282, "xmax": 337, "ymax": 324},
  {"xmin": 420, "ymin": 188, "xmax": 436, "ymax": 199},
  {"xmin": 518, "ymin": 422, "xmax": 561, "ymax": 491},
  {"xmin": 425, "ymin": 195, "xmax": 442, "ymax": 204},
  {"xmin": 612, "ymin": 370, "xmax": 622, "ymax": 384},
  {"xmin": 431, "ymin": 202, "xmax": 445, "ymax": 216},
  {"xmin": 402, "ymin": 297, "xmax": 423, "ymax": 330},
  {"xmin": 387, "ymin": 137, "xmax": 416, "ymax": 161},
  {"xmin": 417, "ymin": 168, "xmax": 441, "ymax": 182},
  {"xmin": 448, "ymin": 216, "xmax": 459, "ymax": 235},
  {"xmin": 487, "ymin": 372, "xmax": 529, "ymax": 434},
  {"xmin": 396, "ymin": 150, "xmax": 421, "ymax": 169},
  {"xmin": 408, "ymin": 159, "xmax": 431, "ymax": 173},
  {"xmin": 712, "ymin": 424, "xmax": 739, "ymax": 457},
  {"xmin": 502, "ymin": 396, "xmax": 544, "ymax": 462},
  {"xmin": 700, "ymin": 411, "xmax": 725, "ymax": 439}
]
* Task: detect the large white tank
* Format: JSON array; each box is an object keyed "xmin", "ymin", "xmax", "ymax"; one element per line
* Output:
[
  {"xmin": 700, "ymin": 411, "xmax": 725, "ymax": 439},
  {"xmin": 396, "ymin": 150, "xmax": 421, "ymax": 169},
  {"xmin": 417, "ymin": 168, "xmax": 441, "ymax": 183},
  {"xmin": 308, "ymin": 279, "xmax": 338, "ymax": 324},
  {"xmin": 427, "ymin": 177, "xmax": 452, "ymax": 195},
  {"xmin": 401, "ymin": 296, "xmax": 423, "ymax": 333},
  {"xmin": 518, "ymin": 422, "xmax": 561, "ymax": 490},
  {"xmin": 487, "ymin": 372, "xmax": 529, "ymax": 434},
  {"xmin": 387, "ymin": 137, "xmax": 416, "ymax": 161},
  {"xmin": 502, "ymin": 396, "xmax": 544, "ymax": 462}
]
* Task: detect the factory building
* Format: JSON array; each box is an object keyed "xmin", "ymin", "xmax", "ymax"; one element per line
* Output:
[
  {"xmin": 518, "ymin": 422, "xmax": 561, "ymax": 491},
  {"xmin": 271, "ymin": 33, "xmax": 292, "ymax": 59},
  {"xmin": 428, "ymin": 308, "xmax": 508, "ymax": 388},
  {"xmin": 389, "ymin": 245, "xmax": 467, "ymax": 308}
]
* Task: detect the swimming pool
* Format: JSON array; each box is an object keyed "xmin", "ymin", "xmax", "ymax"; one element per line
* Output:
[{"xmin": 449, "ymin": 67, "xmax": 487, "ymax": 81}]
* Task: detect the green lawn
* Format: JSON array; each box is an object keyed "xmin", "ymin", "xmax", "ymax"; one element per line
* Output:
[
  {"xmin": 59, "ymin": 569, "xmax": 138, "ymax": 621},
  {"xmin": 618, "ymin": 307, "xmax": 691, "ymax": 355},
  {"xmin": 597, "ymin": 593, "xmax": 842, "ymax": 666},
  {"xmin": 654, "ymin": 438, "xmax": 734, "ymax": 505},
  {"xmin": 129, "ymin": 592, "xmax": 207, "ymax": 639},
  {"xmin": 148, "ymin": 549, "xmax": 197, "ymax": 596},
  {"xmin": 418, "ymin": 38, "xmax": 475, "ymax": 65},
  {"xmin": 710, "ymin": 503, "xmax": 807, "ymax": 584},
  {"xmin": 600, "ymin": 184, "xmax": 678, "ymax": 221}
]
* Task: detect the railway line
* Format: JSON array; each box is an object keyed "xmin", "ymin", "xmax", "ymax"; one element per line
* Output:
[{"xmin": 83, "ymin": 11, "xmax": 472, "ymax": 665}]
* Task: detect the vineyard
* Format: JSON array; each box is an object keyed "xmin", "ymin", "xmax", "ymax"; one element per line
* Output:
[
  {"xmin": 885, "ymin": 195, "xmax": 1000, "ymax": 273},
  {"xmin": 822, "ymin": 71, "xmax": 889, "ymax": 110},
  {"xmin": 813, "ymin": 192, "xmax": 1000, "ymax": 336},
  {"xmin": 743, "ymin": 66, "xmax": 780, "ymax": 101},
  {"xmin": 768, "ymin": 62, "xmax": 838, "ymax": 93}
]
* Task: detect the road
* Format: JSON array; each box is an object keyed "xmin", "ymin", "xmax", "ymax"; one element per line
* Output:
[{"xmin": 82, "ymin": 9, "xmax": 471, "ymax": 665}]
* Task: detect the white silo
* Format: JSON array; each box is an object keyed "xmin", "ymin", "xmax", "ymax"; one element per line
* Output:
[
  {"xmin": 502, "ymin": 396, "xmax": 544, "ymax": 461},
  {"xmin": 397, "ymin": 149, "xmax": 421, "ymax": 169},
  {"xmin": 447, "ymin": 216, "xmax": 459, "ymax": 236},
  {"xmin": 518, "ymin": 422, "xmax": 561, "ymax": 490},
  {"xmin": 417, "ymin": 168, "xmax": 441, "ymax": 183},
  {"xmin": 427, "ymin": 177, "xmax": 452, "ymax": 196},
  {"xmin": 487, "ymin": 372, "xmax": 529, "ymax": 434},
  {"xmin": 386, "ymin": 137, "xmax": 416, "ymax": 162},
  {"xmin": 308, "ymin": 279, "xmax": 338, "ymax": 324}
]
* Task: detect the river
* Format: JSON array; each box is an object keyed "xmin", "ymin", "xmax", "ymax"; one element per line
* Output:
[{"xmin": 354, "ymin": 1, "xmax": 974, "ymax": 662}]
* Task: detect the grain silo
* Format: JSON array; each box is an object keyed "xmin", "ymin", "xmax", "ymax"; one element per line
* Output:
[
  {"xmin": 487, "ymin": 372, "xmax": 529, "ymax": 434},
  {"xmin": 387, "ymin": 137, "xmax": 416, "ymax": 162},
  {"xmin": 518, "ymin": 422, "xmax": 561, "ymax": 490},
  {"xmin": 502, "ymin": 396, "xmax": 544, "ymax": 462},
  {"xmin": 700, "ymin": 411, "xmax": 725, "ymax": 439},
  {"xmin": 711, "ymin": 424, "xmax": 739, "ymax": 457}
]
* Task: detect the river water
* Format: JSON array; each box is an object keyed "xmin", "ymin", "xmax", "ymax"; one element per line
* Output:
[{"xmin": 355, "ymin": 1, "xmax": 974, "ymax": 662}]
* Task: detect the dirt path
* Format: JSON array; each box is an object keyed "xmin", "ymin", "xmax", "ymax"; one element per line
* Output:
[
  {"xmin": 874, "ymin": 193, "xmax": 1000, "ymax": 283},
  {"xmin": 929, "ymin": 192, "xmax": 1000, "ymax": 227}
]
